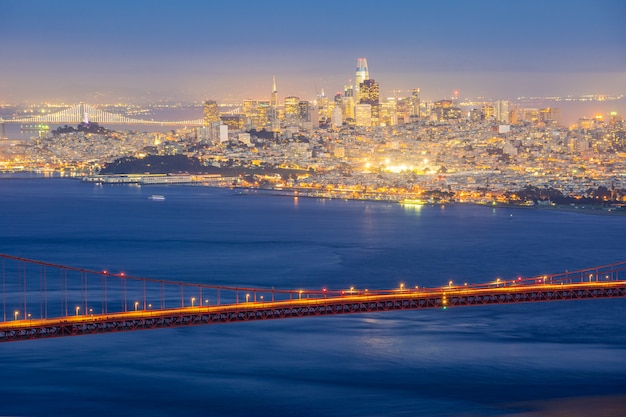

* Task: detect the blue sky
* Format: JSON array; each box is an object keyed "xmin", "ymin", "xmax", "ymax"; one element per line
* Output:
[{"xmin": 1, "ymin": 0, "xmax": 625, "ymax": 103}]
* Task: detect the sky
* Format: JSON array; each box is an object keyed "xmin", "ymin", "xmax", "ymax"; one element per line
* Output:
[{"xmin": 1, "ymin": 0, "xmax": 625, "ymax": 104}]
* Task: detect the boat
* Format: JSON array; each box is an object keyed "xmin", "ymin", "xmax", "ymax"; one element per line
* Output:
[{"xmin": 148, "ymin": 195, "xmax": 165, "ymax": 201}]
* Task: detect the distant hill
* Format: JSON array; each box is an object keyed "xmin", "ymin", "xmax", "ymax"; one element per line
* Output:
[
  {"xmin": 100, "ymin": 155, "xmax": 210, "ymax": 174},
  {"xmin": 99, "ymin": 154, "xmax": 306, "ymax": 180}
]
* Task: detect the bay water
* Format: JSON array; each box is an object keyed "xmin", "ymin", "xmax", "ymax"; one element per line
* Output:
[{"xmin": 0, "ymin": 174, "xmax": 624, "ymax": 416}]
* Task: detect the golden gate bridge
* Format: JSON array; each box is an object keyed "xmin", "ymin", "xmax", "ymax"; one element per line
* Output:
[
  {"xmin": 0, "ymin": 103, "xmax": 203, "ymax": 126},
  {"xmin": 1, "ymin": 253, "xmax": 625, "ymax": 343}
]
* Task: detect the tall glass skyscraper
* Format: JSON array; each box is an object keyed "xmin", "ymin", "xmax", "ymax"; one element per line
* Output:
[
  {"xmin": 271, "ymin": 76, "xmax": 278, "ymax": 107},
  {"xmin": 355, "ymin": 58, "xmax": 369, "ymax": 93}
]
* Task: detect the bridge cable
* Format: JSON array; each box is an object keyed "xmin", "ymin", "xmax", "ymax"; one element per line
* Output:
[
  {"xmin": 160, "ymin": 282, "xmax": 164, "ymax": 310},
  {"xmin": 21, "ymin": 261, "xmax": 27, "ymax": 320},
  {"xmin": 1, "ymin": 257, "xmax": 5, "ymax": 322}
]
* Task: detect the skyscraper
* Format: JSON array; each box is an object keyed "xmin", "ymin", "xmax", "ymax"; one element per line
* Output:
[
  {"xmin": 358, "ymin": 79, "xmax": 379, "ymax": 106},
  {"xmin": 410, "ymin": 88, "xmax": 421, "ymax": 119},
  {"xmin": 243, "ymin": 99, "xmax": 270, "ymax": 130},
  {"xmin": 496, "ymin": 100, "xmax": 510, "ymax": 123},
  {"xmin": 203, "ymin": 100, "xmax": 220, "ymax": 126},
  {"xmin": 358, "ymin": 79, "xmax": 380, "ymax": 124},
  {"xmin": 271, "ymin": 76, "xmax": 278, "ymax": 107},
  {"xmin": 284, "ymin": 96, "xmax": 300, "ymax": 126},
  {"xmin": 355, "ymin": 58, "xmax": 369, "ymax": 94}
]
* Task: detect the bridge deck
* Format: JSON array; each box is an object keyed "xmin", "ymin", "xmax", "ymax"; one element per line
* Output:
[{"xmin": 2, "ymin": 281, "xmax": 625, "ymax": 343}]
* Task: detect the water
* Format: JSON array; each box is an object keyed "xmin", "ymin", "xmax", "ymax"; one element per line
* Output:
[{"xmin": 0, "ymin": 174, "xmax": 625, "ymax": 417}]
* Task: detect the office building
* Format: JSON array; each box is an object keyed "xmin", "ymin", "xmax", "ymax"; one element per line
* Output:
[{"xmin": 203, "ymin": 100, "xmax": 220, "ymax": 126}]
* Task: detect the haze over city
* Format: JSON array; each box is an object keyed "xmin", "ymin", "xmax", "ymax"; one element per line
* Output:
[{"xmin": 2, "ymin": 0, "xmax": 625, "ymax": 104}]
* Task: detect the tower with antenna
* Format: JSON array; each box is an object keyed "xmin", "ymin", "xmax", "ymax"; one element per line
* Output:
[{"xmin": 271, "ymin": 76, "xmax": 278, "ymax": 107}]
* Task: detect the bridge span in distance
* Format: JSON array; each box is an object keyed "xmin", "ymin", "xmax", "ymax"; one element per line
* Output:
[{"xmin": 1, "ymin": 254, "xmax": 625, "ymax": 343}]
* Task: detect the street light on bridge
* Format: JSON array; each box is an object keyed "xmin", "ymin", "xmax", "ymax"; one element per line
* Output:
[
  {"xmin": 75, "ymin": 306, "xmax": 80, "ymax": 316},
  {"xmin": 14, "ymin": 311, "xmax": 19, "ymax": 321},
  {"xmin": 191, "ymin": 297, "xmax": 196, "ymax": 307},
  {"xmin": 134, "ymin": 301, "xmax": 139, "ymax": 311},
  {"xmin": 246, "ymin": 293, "xmax": 250, "ymax": 303}
]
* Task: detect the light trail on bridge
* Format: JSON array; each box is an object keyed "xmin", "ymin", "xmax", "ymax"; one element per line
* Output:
[{"xmin": 1, "ymin": 253, "xmax": 625, "ymax": 342}]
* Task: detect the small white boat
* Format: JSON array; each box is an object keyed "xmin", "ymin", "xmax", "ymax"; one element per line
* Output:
[{"xmin": 148, "ymin": 194, "xmax": 165, "ymax": 201}]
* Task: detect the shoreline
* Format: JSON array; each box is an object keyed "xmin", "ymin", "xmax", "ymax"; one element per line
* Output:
[
  {"xmin": 1, "ymin": 172, "xmax": 624, "ymax": 216},
  {"xmin": 233, "ymin": 186, "xmax": 626, "ymax": 216}
]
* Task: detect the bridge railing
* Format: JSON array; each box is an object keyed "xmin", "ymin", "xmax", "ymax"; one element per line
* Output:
[{"xmin": 1, "ymin": 253, "xmax": 626, "ymax": 323}]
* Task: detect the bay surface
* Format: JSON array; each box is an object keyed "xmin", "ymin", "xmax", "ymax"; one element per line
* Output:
[{"xmin": 0, "ymin": 175, "xmax": 624, "ymax": 417}]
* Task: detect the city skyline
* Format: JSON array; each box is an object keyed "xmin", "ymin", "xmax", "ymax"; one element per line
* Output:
[{"xmin": 1, "ymin": 0, "xmax": 625, "ymax": 104}]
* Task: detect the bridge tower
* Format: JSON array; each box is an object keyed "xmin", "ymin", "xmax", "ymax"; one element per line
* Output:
[{"xmin": 80, "ymin": 103, "xmax": 89, "ymax": 124}]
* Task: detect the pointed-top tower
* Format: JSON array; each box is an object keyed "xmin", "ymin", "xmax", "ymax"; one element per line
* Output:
[
  {"xmin": 271, "ymin": 76, "xmax": 278, "ymax": 107},
  {"xmin": 355, "ymin": 58, "xmax": 369, "ymax": 93}
]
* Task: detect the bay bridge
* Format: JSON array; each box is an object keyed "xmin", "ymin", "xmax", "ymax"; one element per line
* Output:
[
  {"xmin": 0, "ymin": 103, "xmax": 203, "ymax": 127},
  {"xmin": 1, "ymin": 254, "xmax": 625, "ymax": 343}
]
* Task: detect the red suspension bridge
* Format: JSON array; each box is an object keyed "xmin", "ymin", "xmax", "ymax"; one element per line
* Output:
[{"xmin": 1, "ymin": 253, "xmax": 625, "ymax": 343}]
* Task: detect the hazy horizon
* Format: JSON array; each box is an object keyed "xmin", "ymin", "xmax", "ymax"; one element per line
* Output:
[{"xmin": 1, "ymin": 0, "xmax": 625, "ymax": 104}]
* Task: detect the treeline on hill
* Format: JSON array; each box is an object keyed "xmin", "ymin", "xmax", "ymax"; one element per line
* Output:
[
  {"xmin": 51, "ymin": 122, "xmax": 112, "ymax": 135},
  {"xmin": 99, "ymin": 154, "xmax": 306, "ymax": 179},
  {"xmin": 506, "ymin": 185, "xmax": 624, "ymax": 205},
  {"xmin": 100, "ymin": 155, "xmax": 211, "ymax": 174}
]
